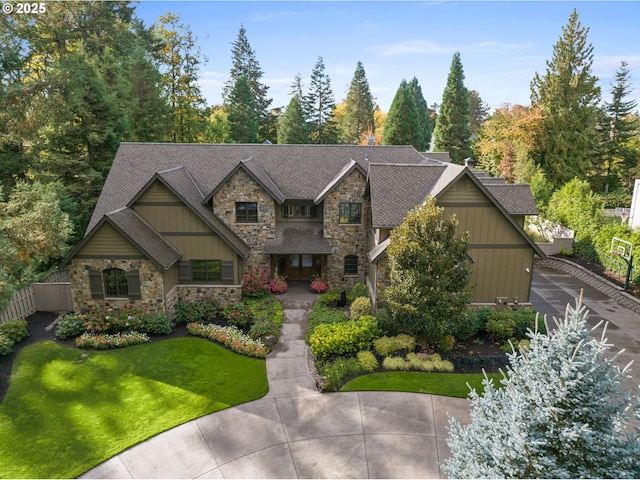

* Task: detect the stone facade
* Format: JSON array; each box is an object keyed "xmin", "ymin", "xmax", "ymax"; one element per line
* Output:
[
  {"xmin": 212, "ymin": 168, "xmax": 275, "ymax": 270},
  {"xmin": 165, "ymin": 284, "xmax": 243, "ymax": 317},
  {"xmin": 322, "ymin": 169, "xmax": 369, "ymax": 290},
  {"xmin": 68, "ymin": 258, "xmax": 166, "ymax": 314}
]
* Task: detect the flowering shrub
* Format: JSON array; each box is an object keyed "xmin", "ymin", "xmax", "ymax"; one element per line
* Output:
[
  {"xmin": 309, "ymin": 315, "xmax": 381, "ymax": 359},
  {"xmin": 310, "ymin": 276, "xmax": 328, "ymax": 294},
  {"xmin": 242, "ymin": 266, "xmax": 271, "ymax": 298},
  {"xmin": 74, "ymin": 332, "xmax": 150, "ymax": 350},
  {"xmin": 223, "ymin": 302, "xmax": 253, "ymax": 329},
  {"xmin": 269, "ymin": 275, "xmax": 288, "ymax": 294},
  {"xmin": 82, "ymin": 306, "xmax": 145, "ymax": 334},
  {"xmin": 186, "ymin": 322, "xmax": 268, "ymax": 358}
]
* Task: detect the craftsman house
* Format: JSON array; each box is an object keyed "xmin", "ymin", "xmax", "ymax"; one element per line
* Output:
[{"xmin": 62, "ymin": 143, "xmax": 544, "ymax": 315}]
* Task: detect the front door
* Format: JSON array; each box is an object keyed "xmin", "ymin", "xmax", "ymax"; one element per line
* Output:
[{"xmin": 285, "ymin": 255, "xmax": 321, "ymax": 280}]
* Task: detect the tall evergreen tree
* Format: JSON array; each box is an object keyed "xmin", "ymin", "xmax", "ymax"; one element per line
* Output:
[
  {"xmin": 433, "ymin": 52, "xmax": 472, "ymax": 164},
  {"xmin": 530, "ymin": 9, "xmax": 601, "ymax": 188},
  {"xmin": 407, "ymin": 77, "xmax": 431, "ymax": 151},
  {"xmin": 278, "ymin": 95, "xmax": 308, "ymax": 144},
  {"xmin": 340, "ymin": 61, "xmax": 375, "ymax": 144},
  {"xmin": 467, "ymin": 89, "xmax": 490, "ymax": 137},
  {"xmin": 601, "ymin": 60, "xmax": 639, "ymax": 192},
  {"xmin": 224, "ymin": 25, "xmax": 273, "ymax": 142},
  {"xmin": 227, "ymin": 76, "xmax": 259, "ymax": 143},
  {"xmin": 304, "ymin": 57, "xmax": 338, "ymax": 144},
  {"xmin": 445, "ymin": 296, "xmax": 640, "ymax": 478},
  {"xmin": 382, "ymin": 79, "xmax": 420, "ymax": 147},
  {"xmin": 153, "ymin": 12, "xmax": 207, "ymax": 143}
]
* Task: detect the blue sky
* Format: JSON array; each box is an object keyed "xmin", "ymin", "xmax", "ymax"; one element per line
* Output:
[{"xmin": 134, "ymin": 1, "xmax": 640, "ymax": 113}]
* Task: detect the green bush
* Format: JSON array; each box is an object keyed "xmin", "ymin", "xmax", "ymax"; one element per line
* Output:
[
  {"xmin": 306, "ymin": 305, "xmax": 349, "ymax": 342},
  {"xmin": 309, "ymin": 316, "xmax": 381, "ymax": 359},
  {"xmin": 357, "ymin": 350, "xmax": 378, "ymax": 372},
  {"xmin": 486, "ymin": 310, "xmax": 516, "ymax": 342},
  {"xmin": 320, "ymin": 357, "xmax": 364, "ymax": 390},
  {"xmin": 82, "ymin": 306, "xmax": 145, "ymax": 334},
  {"xmin": 451, "ymin": 309, "xmax": 486, "ymax": 341},
  {"xmin": 382, "ymin": 356, "xmax": 409, "ymax": 371},
  {"xmin": 0, "ymin": 334, "xmax": 13, "ymax": 356},
  {"xmin": 315, "ymin": 290, "xmax": 341, "ymax": 307},
  {"xmin": 141, "ymin": 313, "xmax": 174, "ymax": 335},
  {"xmin": 439, "ymin": 334, "xmax": 456, "ymax": 351},
  {"xmin": 223, "ymin": 302, "xmax": 252, "ymax": 329},
  {"xmin": 248, "ymin": 317, "xmax": 280, "ymax": 341},
  {"xmin": 55, "ymin": 314, "xmax": 87, "ymax": 339},
  {"xmin": 350, "ymin": 296, "xmax": 371, "ymax": 320},
  {"xmin": 0, "ymin": 318, "xmax": 28, "ymax": 343},
  {"xmin": 174, "ymin": 300, "xmax": 219, "ymax": 324},
  {"xmin": 513, "ymin": 308, "xmax": 543, "ymax": 338},
  {"xmin": 347, "ymin": 282, "xmax": 369, "ymax": 302},
  {"xmin": 375, "ymin": 308, "xmax": 399, "ymax": 336},
  {"xmin": 406, "ymin": 352, "xmax": 454, "ymax": 372},
  {"xmin": 373, "ymin": 333, "xmax": 416, "ymax": 356}
]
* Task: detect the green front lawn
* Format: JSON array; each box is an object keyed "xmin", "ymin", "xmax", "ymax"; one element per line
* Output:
[
  {"xmin": 340, "ymin": 371, "xmax": 503, "ymax": 398},
  {"xmin": 0, "ymin": 337, "xmax": 268, "ymax": 479}
]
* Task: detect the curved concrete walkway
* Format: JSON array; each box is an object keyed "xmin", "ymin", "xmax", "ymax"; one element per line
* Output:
[{"xmin": 82, "ymin": 287, "xmax": 470, "ymax": 479}]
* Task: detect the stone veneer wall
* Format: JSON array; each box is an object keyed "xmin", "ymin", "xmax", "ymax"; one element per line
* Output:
[
  {"xmin": 165, "ymin": 284, "xmax": 242, "ymax": 317},
  {"xmin": 212, "ymin": 169, "xmax": 276, "ymax": 271},
  {"xmin": 323, "ymin": 169, "xmax": 369, "ymax": 290},
  {"xmin": 68, "ymin": 258, "xmax": 166, "ymax": 314},
  {"xmin": 535, "ymin": 256, "xmax": 640, "ymax": 314}
]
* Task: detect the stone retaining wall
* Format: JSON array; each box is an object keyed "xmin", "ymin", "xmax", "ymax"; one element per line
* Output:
[{"xmin": 535, "ymin": 256, "xmax": 640, "ymax": 314}]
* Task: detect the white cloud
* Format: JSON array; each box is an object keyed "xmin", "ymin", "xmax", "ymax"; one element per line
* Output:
[{"xmin": 374, "ymin": 39, "xmax": 450, "ymax": 57}]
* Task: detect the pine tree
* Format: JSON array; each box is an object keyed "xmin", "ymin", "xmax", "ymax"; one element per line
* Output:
[
  {"xmin": 530, "ymin": 9, "xmax": 601, "ymax": 188},
  {"xmin": 304, "ymin": 57, "xmax": 338, "ymax": 144},
  {"xmin": 407, "ymin": 77, "xmax": 431, "ymax": 151},
  {"xmin": 601, "ymin": 60, "xmax": 639, "ymax": 192},
  {"xmin": 433, "ymin": 52, "xmax": 472, "ymax": 163},
  {"xmin": 445, "ymin": 295, "xmax": 640, "ymax": 478},
  {"xmin": 278, "ymin": 94, "xmax": 308, "ymax": 144},
  {"xmin": 467, "ymin": 89, "xmax": 490, "ymax": 137},
  {"xmin": 340, "ymin": 61, "xmax": 375, "ymax": 144},
  {"xmin": 224, "ymin": 25, "xmax": 273, "ymax": 142},
  {"xmin": 382, "ymin": 79, "xmax": 420, "ymax": 147},
  {"xmin": 153, "ymin": 12, "xmax": 207, "ymax": 143},
  {"xmin": 227, "ymin": 76, "xmax": 259, "ymax": 143}
]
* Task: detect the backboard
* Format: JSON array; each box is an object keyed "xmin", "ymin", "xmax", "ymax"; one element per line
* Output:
[{"xmin": 611, "ymin": 237, "xmax": 633, "ymax": 261}]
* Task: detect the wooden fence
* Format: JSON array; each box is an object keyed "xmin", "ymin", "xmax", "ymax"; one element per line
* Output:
[{"xmin": 0, "ymin": 271, "xmax": 72, "ymax": 323}]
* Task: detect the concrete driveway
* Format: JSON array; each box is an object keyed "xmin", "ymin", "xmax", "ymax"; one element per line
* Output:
[{"xmin": 530, "ymin": 265, "xmax": 640, "ymax": 392}]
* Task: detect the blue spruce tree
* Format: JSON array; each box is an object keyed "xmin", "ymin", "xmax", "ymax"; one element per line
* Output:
[{"xmin": 444, "ymin": 294, "xmax": 640, "ymax": 478}]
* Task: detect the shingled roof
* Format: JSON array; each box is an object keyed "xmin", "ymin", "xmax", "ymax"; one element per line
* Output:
[{"xmin": 88, "ymin": 143, "xmax": 426, "ymax": 234}]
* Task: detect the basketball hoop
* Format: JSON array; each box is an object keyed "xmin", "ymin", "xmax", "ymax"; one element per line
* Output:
[{"xmin": 611, "ymin": 236, "xmax": 634, "ymax": 291}]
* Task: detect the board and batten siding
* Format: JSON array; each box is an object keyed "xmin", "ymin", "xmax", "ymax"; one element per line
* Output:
[
  {"xmin": 132, "ymin": 180, "xmax": 239, "ymax": 282},
  {"xmin": 76, "ymin": 222, "xmax": 144, "ymax": 257},
  {"xmin": 437, "ymin": 176, "xmax": 534, "ymax": 303}
]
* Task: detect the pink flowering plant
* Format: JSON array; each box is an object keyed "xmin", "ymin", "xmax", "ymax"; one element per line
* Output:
[
  {"xmin": 82, "ymin": 306, "xmax": 144, "ymax": 334},
  {"xmin": 74, "ymin": 331, "xmax": 150, "ymax": 350},
  {"xmin": 186, "ymin": 322, "xmax": 268, "ymax": 358},
  {"xmin": 269, "ymin": 275, "xmax": 288, "ymax": 294},
  {"xmin": 310, "ymin": 274, "xmax": 328, "ymax": 294},
  {"xmin": 242, "ymin": 266, "xmax": 271, "ymax": 298}
]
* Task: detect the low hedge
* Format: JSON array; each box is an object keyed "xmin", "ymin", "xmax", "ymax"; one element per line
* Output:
[
  {"xmin": 74, "ymin": 332, "xmax": 150, "ymax": 349},
  {"xmin": 309, "ymin": 315, "xmax": 381, "ymax": 359}
]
